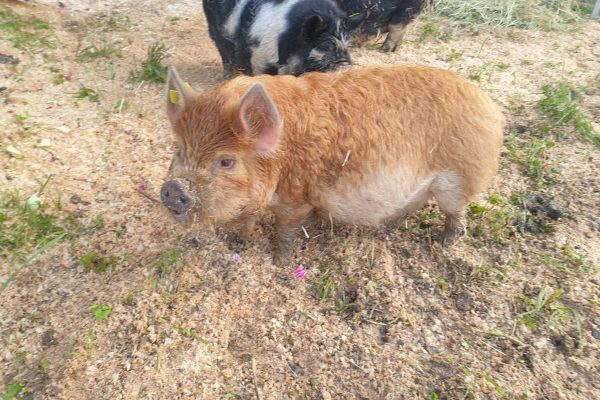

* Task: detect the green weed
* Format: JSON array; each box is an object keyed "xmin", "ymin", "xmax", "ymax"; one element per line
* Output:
[
  {"xmin": 0, "ymin": 7, "xmax": 53, "ymax": 50},
  {"xmin": 481, "ymin": 373, "xmax": 507, "ymax": 397},
  {"xmin": 129, "ymin": 43, "xmax": 168, "ymax": 83},
  {"xmin": 415, "ymin": 208, "xmax": 441, "ymax": 230},
  {"xmin": 153, "ymin": 249, "xmax": 182, "ymax": 278},
  {"xmin": 73, "ymin": 87, "xmax": 100, "ymax": 102},
  {"xmin": 176, "ymin": 326, "xmax": 211, "ymax": 344},
  {"xmin": 53, "ymin": 74, "xmax": 65, "ymax": 85},
  {"xmin": 467, "ymin": 194, "xmax": 515, "ymax": 243},
  {"xmin": 446, "ymin": 48, "xmax": 463, "ymax": 62},
  {"xmin": 0, "ymin": 187, "xmax": 71, "ymax": 267},
  {"xmin": 113, "ymin": 98, "xmax": 129, "ymax": 113},
  {"xmin": 313, "ymin": 269, "xmax": 336, "ymax": 300},
  {"xmin": 86, "ymin": 328, "xmax": 95, "ymax": 358},
  {"xmin": 431, "ymin": 0, "xmax": 582, "ymax": 31},
  {"xmin": 76, "ymin": 43, "xmax": 119, "ymax": 61},
  {"xmin": 38, "ymin": 355, "xmax": 49, "ymax": 374},
  {"xmin": 91, "ymin": 304, "xmax": 112, "ymax": 322},
  {"xmin": 336, "ymin": 292, "xmax": 356, "ymax": 317},
  {"xmin": 516, "ymin": 286, "xmax": 582, "ymax": 350},
  {"xmin": 505, "ymin": 131, "xmax": 558, "ymax": 185},
  {"xmin": 435, "ymin": 276, "xmax": 449, "ymax": 291},
  {"xmin": 80, "ymin": 252, "xmax": 116, "ymax": 273},
  {"xmin": 2, "ymin": 382, "xmax": 23, "ymax": 400},
  {"xmin": 418, "ymin": 21, "xmax": 452, "ymax": 42},
  {"xmin": 7, "ymin": 113, "xmax": 37, "ymax": 138},
  {"xmin": 536, "ymin": 245, "xmax": 595, "ymax": 273},
  {"xmin": 89, "ymin": 13, "xmax": 131, "ymax": 32},
  {"xmin": 539, "ymin": 81, "xmax": 599, "ymax": 147}
]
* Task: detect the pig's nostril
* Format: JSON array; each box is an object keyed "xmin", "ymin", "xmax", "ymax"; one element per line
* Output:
[{"xmin": 160, "ymin": 180, "xmax": 191, "ymax": 212}]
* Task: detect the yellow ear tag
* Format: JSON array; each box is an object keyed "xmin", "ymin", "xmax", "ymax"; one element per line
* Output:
[
  {"xmin": 169, "ymin": 89, "xmax": 181, "ymax": 105},
  {"xmin": 184, "ymin": 82, "xmax": 193, "ymax": 91}
]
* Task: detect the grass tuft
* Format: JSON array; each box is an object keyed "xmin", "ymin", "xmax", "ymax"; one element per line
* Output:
[
  {"xmin": 73, "ymin": 87, "xmax": 100, "ymax": 102},
  {"xmin": 313, "ymin": 269, "xmax": 336, "ymax": 300},
  {"xmin": 76, "ymin": 43, "xmax": 119, "ymax": 62},
  {"xmin": 539, "ymin": 81, "xmax": 599, "ymax": 147},
  {"xmin": 91, "ymin": 304, "xmax": 112, "ymax": 322},
  {"xmin": 2, "ymin": 382, "xmax": 24, "ymax": 400},
  {"xmin": 467, "ymin": 194, "xmax": 515, "ymax": 243},
  {"xmin": 0, "ymin": 7, "xmax": 53, "ymax": 50},
  {"xmin": 505, "ymin": 131, "xmax": 558, "ymax": 186},
  {"xmin": 80, "ymin": 252, "xmax": 116, "ymax": 273},
  {"xmin": 0, "ymin": 189, "xmax": 69, "ymax": 266},
  {"xmin": 430, "ymin": 0, "xmax": 583, "ymax": 31},
  {"xmin": 129, "ymin": 43, "xmax": 169, "ymax": 83}
]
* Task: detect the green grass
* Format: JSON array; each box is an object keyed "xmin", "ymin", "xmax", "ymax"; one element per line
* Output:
[
  {"xmin": 129, "ymin": 43, "xmax": 169, "ymax": 83},
  {"xmin": 89, "ymin": 13, "xmax": 131, "ymax": 32},
  {"xmin": 446, "ymin": 48, "xmax": 463, "ymax": 62},
  {"xmin": 0, "ymin": 189, "xmax": 68, "ymax": 265},
  {"xmin": 336, "ymin": 292, "xmax": 356, "ymax": 317},
  {"xmin": 73, "ymin": 87, "xmax": 100, "ymax": 102},
  {"xmin": 516, "ymin": 287, "xmax": 583, "ymax": 350},
  {"xmin": 418, "ymin": 21, "xmax": 452, "ymax": 42},
  {"xmin": 76, "ymin": 43, "xmax": 119, "ymax": 61},
  {"xmin": 2, "ymin": 382, "xmax": 23, "ymax": 400},
  {"xmin": 467, "ymin": 194, "xmax": 516, "ymax": 243},
  {"xmin": 430, "ymin": 0, "xmax": 583, "ymax": 31},
  {"xmin": 539, "ymin": 81, "xmax": 599, "ymax": 147},
  {"xmin": 505, "ymin": 131, "xmax": 558, "ymax": 185},
  {"xmin": 313, "ymin": 269, "xmax": 336, "ymax": 300},
  {"xmin": 153, "ymin": 249, "xmax": 182, "ymax": 278},
  {"xmin": 80, "ymin": 252, "xmax": 116, "ymax": 273},
  {"xmin": 176, "ymin": 326, "xmax": 211, "ymax": 344},
  {"xmin": 0, "ymin": 184, "xmax": 106, "ymax": 294},
  {"xmin": 91, "ymin": 304, "xmax": 112, "ymax": 322},
  {"xmin": 536, "ymin": 245, "xmax": 596, "ymax": 273},
  {"xmin": 0, "ymin": 7, "xmax": 53, "ymax": 50}
]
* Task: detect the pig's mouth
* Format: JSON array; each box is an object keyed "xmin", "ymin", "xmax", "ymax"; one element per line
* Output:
[{"xmin": 167, "ymin": 208, "xmax": 192, "ymax": 223}]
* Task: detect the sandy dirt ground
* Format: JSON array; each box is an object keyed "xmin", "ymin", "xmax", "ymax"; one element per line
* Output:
[{"xmin": 1, "ymin": 0, "xmax": 599, "ymax": 399}]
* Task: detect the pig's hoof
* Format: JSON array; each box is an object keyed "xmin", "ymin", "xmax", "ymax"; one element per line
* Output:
[
  {"xmin": 378, "ymin": 44, "xmax": 396, "ymax": 53},
  {"xmin": 225, "ymin": 232, "xmax": 246, "ymax": 250},
  {"xmin": 440, "ymin": 226, "xmax": 465, "ymax": 246},
  {"xmin": 273, "ymin": 249, "xmax": 291, "ymax": 267}
]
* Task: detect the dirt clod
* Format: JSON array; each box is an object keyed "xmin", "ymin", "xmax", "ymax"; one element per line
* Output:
[{"xmin": 455, "ymin": 291, "xmax": 473, "ymax": 312}]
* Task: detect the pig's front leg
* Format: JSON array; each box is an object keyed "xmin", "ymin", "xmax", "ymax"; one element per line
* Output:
[
  {"xmin": 239, "ymin": 215, "xmax": 257, "ymax": 241},
  {"xmin": 272, "ymin": 202, "xmax": 313, "ymax": 266}
]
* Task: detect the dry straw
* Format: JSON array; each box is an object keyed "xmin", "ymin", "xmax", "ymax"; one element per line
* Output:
[{"xmin": 430, "ymin": 0, "xmax": 583, "ymax": 31}]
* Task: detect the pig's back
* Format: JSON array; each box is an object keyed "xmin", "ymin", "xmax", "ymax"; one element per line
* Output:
[{"xmin": 240, "ymin": 66, "xmax": 503, "ymax": 224}]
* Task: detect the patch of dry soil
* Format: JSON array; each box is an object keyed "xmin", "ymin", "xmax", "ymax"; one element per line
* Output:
[{"xmin": 1, "ymin": 1, "xmax": 599, "ymax": 399}]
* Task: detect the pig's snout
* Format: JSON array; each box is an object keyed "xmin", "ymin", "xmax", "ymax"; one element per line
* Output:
[{"xmin": 160, "ymin": 180, "xmax": 192, "ymax": 219}]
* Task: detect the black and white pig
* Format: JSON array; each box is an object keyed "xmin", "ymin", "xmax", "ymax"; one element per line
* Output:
[
  {"xmin": 334, "ymin": 0, "xmax": 426, "ymax": 52},
  {"xmin": 202, "ymin": 0, "xmax": 364, "ymax": 77}
]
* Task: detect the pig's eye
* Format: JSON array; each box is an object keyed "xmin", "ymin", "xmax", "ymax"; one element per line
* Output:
[{"xmin": 219, "ymin": 158, "xmax": 236, "ymax": 169}]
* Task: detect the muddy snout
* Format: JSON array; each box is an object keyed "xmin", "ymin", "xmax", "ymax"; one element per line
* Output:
[{"xmin": 160, "ymin": 179, "xmax": 193, "ymax": 221}]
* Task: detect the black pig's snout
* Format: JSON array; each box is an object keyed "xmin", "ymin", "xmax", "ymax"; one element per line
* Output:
[{"xmin": 160, "ymin": 180, "xmax": 192, "ymax": 216}]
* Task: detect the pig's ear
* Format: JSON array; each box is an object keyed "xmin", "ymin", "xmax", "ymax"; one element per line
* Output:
[
  {"xmin": 344, "ymin": 13, "xmax": 365, "ymax": 32},
  {"xmin": 302, "ymin": 14, "xmax": 329, "ymax": 42},
  {"xmin": 239, "ymin": 83, "xmax": 282, "ymax": 155},
  {"xmin": 166, "ymin": 67, "xmax": 196, "ymax": 126}
]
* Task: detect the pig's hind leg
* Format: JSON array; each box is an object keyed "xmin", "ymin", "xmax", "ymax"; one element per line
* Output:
[
  {"xmin": 379, "ymin": 23, "xmax": 408, "ymax": 53},
  {"xmin": 379, "ymin": 0, "xmax": 424, "ymax": 52},
  {"xmin": 430, "ymin": 173, "xmax": 467, "ymax": 245}
]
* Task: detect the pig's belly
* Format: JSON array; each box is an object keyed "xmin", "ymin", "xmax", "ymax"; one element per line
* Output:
[{"xmin": 320, "ymin": 171, "xmax": 435, "ymax": 226}]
